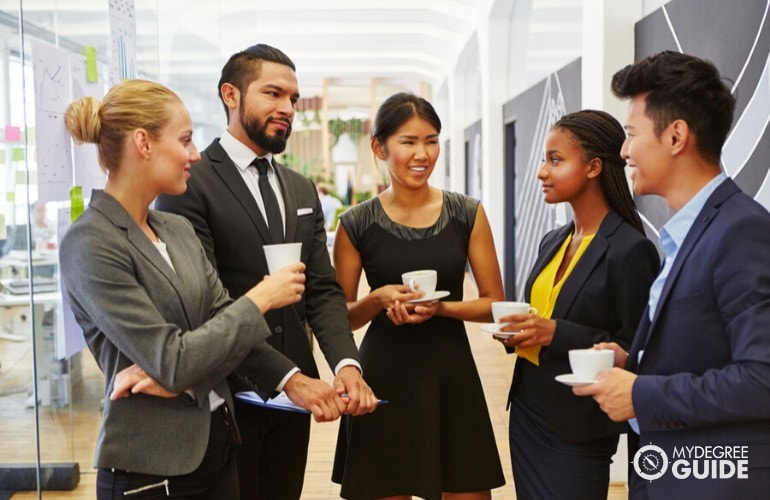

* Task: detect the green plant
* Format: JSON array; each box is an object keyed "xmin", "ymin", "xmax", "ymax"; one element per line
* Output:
[
  {"xmin": 355, "ymin": 190, "xmax": 372, "ymax": 202},
  {"xmin": 329, "ymin": 118, "xmax": 346, "ymax": 146},
  {"xmin": 347, "ymin": 118, "xmax": 364, "ymax": 143},
  {"xmin": 328, "ymin": 118, "xmax": 366, "ymax": 146},
  {"xmin": 281, "ymin": 153, "xmax": 296, "ymax": 168}
]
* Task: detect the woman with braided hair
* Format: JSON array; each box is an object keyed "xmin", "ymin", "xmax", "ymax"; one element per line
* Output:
[{"xmin": 494, "ymin": 109, "xmax": 660, "ymax": 499}]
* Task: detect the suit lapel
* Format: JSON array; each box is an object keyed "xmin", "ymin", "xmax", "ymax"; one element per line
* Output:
[
  {"xmin": 553, "ymin": 229, "xmax": 610, "ymax": 319},
  {"xmin": 640, "ymin": 203, "xmax": 716, "ymax": 353},
  {"xmin": 89, "ymin": 191, "xmax": 196, "ymax": 328},
  {"xmin": 552, "ymin": 211, "xmax": 618, "ymax": 318},
  {"xmin": 274, "ymin": 162, "xmax": 299, "ymax": 241},
  {"xmin": 628, "ymin": 311, "xmax": 651, "ymax": 369},
  {"xmin": 205, "ymin": 140, "xmax": 274, "ymax": 244},
  {"xmin": 147, "ymin": 212, "xmax": 198, "ymax": 327},
  {"xmin": 637, "ymin": 179, "xmax": 738, "ymax": 355},
  {"xmin": 524, "ymin": 223, "xmax": 573, "ymax": 301},
  {"xmin": 525, "ymin": 211, "xmax": 620, "ymax": 318}
]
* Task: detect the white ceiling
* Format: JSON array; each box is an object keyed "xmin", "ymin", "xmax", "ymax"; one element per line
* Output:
[
  {"xmin": 211, "ymin": 1, "xmax": 480, "ymax": 88},
  {"xmin": 2, "ymin": 0, "xmax": 582, "ymax": 113},
  {"xmin": 4, "ymin": 0, "xmax": 481, "ymax": 109}
]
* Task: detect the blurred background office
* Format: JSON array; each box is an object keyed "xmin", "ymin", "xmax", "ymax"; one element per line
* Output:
[{"xmin": 0, "ymin": 0, "xmax": 768, "ymax": 497}]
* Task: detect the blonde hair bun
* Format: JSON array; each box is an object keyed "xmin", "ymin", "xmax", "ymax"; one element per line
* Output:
[{"xmin": 65, "ymin": 96, "xmax": 101, "ymax": 144}]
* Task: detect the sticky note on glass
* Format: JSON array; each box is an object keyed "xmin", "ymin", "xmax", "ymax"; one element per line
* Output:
[
  {"xmin": 70, "ymin": 186, "xmax": 84, "ymax": 222},
  {"xmin": 0, "ymin": 214, "xmax": 5, "ymax": 239},
  {"xmin": 4, "ymin": 125, "xmax": 20, "ymax": 142},
  {"xmin": 83, "ymin": 46, "xmax": 98, "ymax": 83},
  {"xmin": 12, "ymin": 147, "xmax": 24, "ymax": 161}
]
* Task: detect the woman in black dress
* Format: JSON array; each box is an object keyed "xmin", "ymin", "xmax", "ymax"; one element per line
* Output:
[{"xmin": 331, "ymin": 92, "xmax": 506, "ymax": 499}]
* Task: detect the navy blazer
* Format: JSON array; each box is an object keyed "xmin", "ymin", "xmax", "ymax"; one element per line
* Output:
[
  {"xmin": 156, "ymin": 139, "xmax": 360, "ymax": 399},
  {"xmin": 509, "ymin": 210, "xmax": 659, "ymax": 442},
  {"xmin": 627, "ymin": 179, "xmax": 770, "ymax": 498}
]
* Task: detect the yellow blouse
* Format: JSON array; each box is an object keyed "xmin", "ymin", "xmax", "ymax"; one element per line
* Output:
[{"xmin": 517, "ymin": 232, "xmax": 595, "ymax": 366}]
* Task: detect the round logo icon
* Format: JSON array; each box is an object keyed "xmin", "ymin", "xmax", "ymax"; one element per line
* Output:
[{"xmin": 633, "ymin": 444, "xmax": 668, "ymax": 481}]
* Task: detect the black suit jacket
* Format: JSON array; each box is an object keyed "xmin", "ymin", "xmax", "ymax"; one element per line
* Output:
[
  {"xmin": 156, "ymin": 138, "xmax": 360, "ymax": 399},
  {"xmin": 509, "ymin": 210, "xmax": 660, "ymax": 442}
]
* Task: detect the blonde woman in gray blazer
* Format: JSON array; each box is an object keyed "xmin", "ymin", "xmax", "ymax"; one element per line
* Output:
[{"xmin": 61, "ymin": 80, "xmax": 306, "ymax": 499}]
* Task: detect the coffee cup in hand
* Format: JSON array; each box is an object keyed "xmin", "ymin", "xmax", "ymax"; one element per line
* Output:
[
  {"xmin": 401, "ymin": 269, "xmax": 437, "ymax": 297},
  {"xmin": 491, "ymin": 301, "xmax": 538, "ymax": 325},
  {"xmin": 264, "ymin": 242, "xmax": 302, "ymax": 274},
  {"xmin": 568, "ymin": 348, "xmax": 614, "ymax": 381}
]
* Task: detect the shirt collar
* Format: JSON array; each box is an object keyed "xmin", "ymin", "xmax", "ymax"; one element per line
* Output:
[
  {"xmin": 660, "ymin": 172, "xmax": 727, "ymax": 255},
  {"xmin": 219, "ymin": 130, "xmax": 274, "ymax": 174}
]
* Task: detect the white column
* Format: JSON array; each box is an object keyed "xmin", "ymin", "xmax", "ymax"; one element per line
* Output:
[
  {"xmin": 581, "ymin": 0, "xmax": 645, "ymax": 485},
  {"xmin": 478, "ymin": 6, "xmax": 512, "ymax": 272},
  {"xmin": 582, "ymin": 0, "xmax": 643, "ymax": 118},
  {"xmin": 321, "ymin": 78, "xmax": 331, "ymax": 178},
  {"xmin": 447, "ymin": 71, "xmax": 467, "ymax": 195}
]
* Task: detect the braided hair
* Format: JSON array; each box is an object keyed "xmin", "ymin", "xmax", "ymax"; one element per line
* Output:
[{"xmin": 553, "ymin": 110, "xmax": 644, "ymax": 234}]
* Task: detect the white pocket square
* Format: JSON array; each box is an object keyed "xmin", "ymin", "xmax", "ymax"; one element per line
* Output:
[{"xmin": 297, "ymin": 207, "xmax": 314, "ymax": 216}]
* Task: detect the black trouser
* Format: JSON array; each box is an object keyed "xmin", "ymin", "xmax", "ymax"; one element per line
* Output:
[
  {"xmin": 96, "ymin": 405, "xmax": 239, "ymax": 499},
  {"xmin": 233, "ymin": 399, "xmax": 311, "ymax": 500}
]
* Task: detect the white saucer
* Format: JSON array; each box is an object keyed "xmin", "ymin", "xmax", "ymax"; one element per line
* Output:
[
  {"xmin": 407, "ymin": 290, "xmax": 450, "ymax": 303},
  {"xmin": 480, "ymin": 323, "xmax": 518, "ymax": 336},
  {"xmin": 554, "ymin": 374, "xmax": 597, "ymax": 387}
]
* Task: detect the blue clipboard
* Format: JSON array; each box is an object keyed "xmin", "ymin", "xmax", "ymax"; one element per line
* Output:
[{"xmin": 235, "ymin": 391, "xmax": 387, "ymax": 414}]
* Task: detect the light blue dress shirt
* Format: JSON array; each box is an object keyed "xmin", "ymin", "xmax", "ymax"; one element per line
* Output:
[{"xmin": 630, "ymin": 172, "xmax": 727, "ymax": 433}]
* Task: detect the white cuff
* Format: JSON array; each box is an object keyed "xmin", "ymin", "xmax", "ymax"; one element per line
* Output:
[
  {"xmin": 334, "ymin": 358, "xmax": 362, "ymax": 376},
  {"xmin": 276, "ymin": 367, "xmax": 301, "ymax": 392}
]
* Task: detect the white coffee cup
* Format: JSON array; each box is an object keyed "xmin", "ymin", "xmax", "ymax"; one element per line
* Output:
[
  {"xmin": 401, "ymin": 269, "xmax": 437, "ymax": 297},
  {"xmin": 491, "ymin": 301, "xmax": 538, "ymax": 324},
  {"xmin": 568, "ymin": 348, "xmax": 614, "ymax": 381},
  {"xmin": 263, "ymin": 242, "xmax": 302, "ymax": 274}
]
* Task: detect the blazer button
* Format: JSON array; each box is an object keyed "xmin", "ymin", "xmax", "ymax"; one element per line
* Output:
[{"xmin": 275, "ymin": 326, "xmax": 283, "ymax": 334}]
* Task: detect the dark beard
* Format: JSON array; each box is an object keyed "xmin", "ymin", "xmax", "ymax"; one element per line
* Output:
[{"xmin": 240, "ymin": 107, "xmax": 292, "ymax": 154}]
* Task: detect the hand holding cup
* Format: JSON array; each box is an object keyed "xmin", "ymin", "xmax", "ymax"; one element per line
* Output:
[
  {"xmin": 568, "ymin": 348, "xmax": 614, "ymax": 381},
  {"xmin": 264, "ymin": 242, "xmax": 302, "ymax": 274},
  {"xmin": 492, "ymin": 301, "xmax": 538, "ymax": 327},
  {"xmin": 401, "ymin": 269, "xmax": 437, "ymax": 299}
]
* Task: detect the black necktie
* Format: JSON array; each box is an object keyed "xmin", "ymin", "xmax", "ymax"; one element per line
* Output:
[{"xmin": 253, "ymin": 158, "xmax": 284, "ymax": 243}]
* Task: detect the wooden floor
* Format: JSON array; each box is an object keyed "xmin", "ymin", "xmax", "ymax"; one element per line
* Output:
[{"xmin": 1, "ymin": 277, "xmax": 628, "ymax": 499}]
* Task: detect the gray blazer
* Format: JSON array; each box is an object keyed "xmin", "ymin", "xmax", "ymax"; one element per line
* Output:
[{"xmin": 59, "ymin": 190, "xmax": 272, "ymax": 476}]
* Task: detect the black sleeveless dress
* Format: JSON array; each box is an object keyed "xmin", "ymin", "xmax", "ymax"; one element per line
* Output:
[{"xmin": 332, "ymin": 191, "xmax": 505, "ymax": 499}]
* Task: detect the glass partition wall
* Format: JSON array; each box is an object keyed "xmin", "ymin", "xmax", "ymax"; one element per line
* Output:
[
  {"xmin": 0, "ymin": 1, "xmax": 172, "ymax": 496},
  {"xmin": 0, "ymin": 1, "xmax": 370, "ymax": 495}
]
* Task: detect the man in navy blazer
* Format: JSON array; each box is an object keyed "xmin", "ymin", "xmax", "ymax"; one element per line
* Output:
[
  {"xmin": 156, "ymin": 44, "xmax": 377, "ymax": 499},
  {"xmin": 575, "ymin": 51, "xmax": 770, "ymax": 498}
]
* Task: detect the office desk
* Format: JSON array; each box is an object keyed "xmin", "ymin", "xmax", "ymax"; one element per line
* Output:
[
  {"xmin": 0, "ymin": 290, "xmax": 56, "ymax": 341},
  {"xmin": 0, "ymin": 290, "xmax": 58, "ymax": 308},
  {"xmin": 0, "ymin": 288, "xmax": 68, "ymax": 406},
  {"xmin": 0, "ymin": 250, "xmax": 58, "ymax": 280},
  {"xmin": 0, "ymin": 250, "xmax": 59, "ymax": 338}
]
